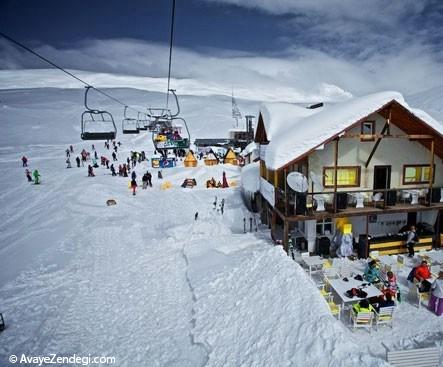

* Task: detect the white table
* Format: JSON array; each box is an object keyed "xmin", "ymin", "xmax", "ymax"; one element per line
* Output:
[
  {"xmin": 426, "ymin": 251, "xmax": 443, "ymax": 265},
  {"xmin": 302, "ymin": 256, "xmax": 325, "ymax": 276},
  {"xmin": 329, "ymin": 276, "xmax": 383, "ymax": 311},
  {"xmin": 378, "ymin": 255, "xmax": 397, "ymax": 266}
]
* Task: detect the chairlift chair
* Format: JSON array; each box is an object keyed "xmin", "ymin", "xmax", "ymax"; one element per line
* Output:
[
  {"xmin": 151, "ymin": 90, "xmax": 190, "ymax": 152},
  {"xmin": 137, "ymin": 112, "xmax": 148, "ymax": 131},
  {"xmin": 0, "ymin": 312, "xmax": 5, "ymax": 331},
  {"xmin": 122, "ymin": 106, "xmax": 140, "ymax": 134},
  {"xmin": 81, "ymin": 86, "xmax": 117, "ymax": 141}
]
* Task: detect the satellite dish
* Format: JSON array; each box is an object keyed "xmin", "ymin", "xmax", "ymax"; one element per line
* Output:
[
  {"xmin": 310, "ymin": 171, "xmax": 324, "ymax": 192},
  {"xmin": 287, "ymin": 172, "xmax": 308, "ymax": 192}
]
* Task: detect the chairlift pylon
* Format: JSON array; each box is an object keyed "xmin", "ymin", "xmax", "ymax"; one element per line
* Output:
[
  {"xmin": 122, "ymin": 106, "xmax": 140, "ymax": 134},
  {"xmin": 81, "ymin": 86, "xmax": 117, "ymax": 141}
]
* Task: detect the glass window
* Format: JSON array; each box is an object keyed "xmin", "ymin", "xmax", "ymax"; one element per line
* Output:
[
  {"xmin": 324, "ymin": 166, "xmax": 360, "ymax": 187},
  {"xmin": 361, "ymin": 121, "xmax": 375, "ymax": 141},
  {"xmin": 317, "ymin": 218, "xmax": 333, "ymax": 235},
  {"xmin": 403, "ymin": 165, "xmax": 432, "ymax": 184}
]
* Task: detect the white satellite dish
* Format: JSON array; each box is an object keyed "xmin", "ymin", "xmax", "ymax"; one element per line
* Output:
[{"xmin": 287, "ymin": 172, "xmax": 308, "ymax": 192}]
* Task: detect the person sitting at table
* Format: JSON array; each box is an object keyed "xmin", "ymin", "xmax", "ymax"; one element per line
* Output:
[
  {"xmin": 364, "ymin": 260, "xmax": 380, "ymax": 283},
  {"xmin": 414, "ymin": 260, "xmax": 432, "ymax": 292},
  {"xmin": 382, "ymin": 271, "xmax": 398, "ymax": 298},
  {"xmin": 372, "ymin": 293, "xmax": 395, "ymax": 313},
  {"xmin": 352, "ymin": 299, "xmax": 375, "ymax": 314}
]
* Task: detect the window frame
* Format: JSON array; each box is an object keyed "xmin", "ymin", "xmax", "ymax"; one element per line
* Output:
[
  {"xmin": 361, "ymin": 120, "xmax": 375, "ymax": 141},
  {"xmin": 402, "ymin": 164, "xmax": 435, "ymax": 185},
  {"xmin": 323, "ymin": 166, "xmax": 361, "ymax": 188}
]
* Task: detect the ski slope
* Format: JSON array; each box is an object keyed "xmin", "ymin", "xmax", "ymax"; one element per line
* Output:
[{"xmin": 1, "ymin": 85, "xmax": 443, "ymax": 366}]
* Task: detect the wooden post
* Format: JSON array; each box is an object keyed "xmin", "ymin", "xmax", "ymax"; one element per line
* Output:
[
  {"xmin": 333, "ymin": 138, "xmax": 339, "ymax": 213},
  {"xmin": 436, "ymin": 211, "xmax": 441, "ymax": 249},
  {"xmin": 283, "ymin": 220, "xmax": 289, "ymax": 253},
  {"xmin": 284, "ymin": 168, "xmax": 289, "ymax": 216},
  {"xmin": 365, "ymin": 214, "xmax": 370, "ymax": 258},
  {"xmin": 428, "ymin": 139, "xmax": 435, "ymax": 207}
]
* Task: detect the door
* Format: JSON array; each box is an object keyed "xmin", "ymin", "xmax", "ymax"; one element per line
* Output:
[{"xmin": 373, "ymin": 165, "xmax": 391, "ymax": 190}]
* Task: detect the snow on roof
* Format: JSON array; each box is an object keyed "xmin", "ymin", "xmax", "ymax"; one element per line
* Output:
[
  {"xmin": 240, "ymin": 142, "xmax": 258, "ymax": 157},
  {"xmin": 241, "ymin": 161, "xmax": 260, "ymax": 192},
  {"xmin": 205, "ymin": 152, "xmax": 218, "ymax": 160},
  {"xmin": 259, "ymin": 103, "xmax": 317, "ymax": 141},
  {"xmin": 265, "ymin": 91, "xmax": 414, "ymax": 170}
]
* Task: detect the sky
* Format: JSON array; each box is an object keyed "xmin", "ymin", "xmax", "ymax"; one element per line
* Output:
[{"xmin": 1, "ymin": 0, "xmax": 443, "ymax": 101}]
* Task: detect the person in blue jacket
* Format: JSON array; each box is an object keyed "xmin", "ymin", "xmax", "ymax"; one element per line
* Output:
[{"xmin": 364, "ymin": 260, "xmax": 380, "ymax": 283}]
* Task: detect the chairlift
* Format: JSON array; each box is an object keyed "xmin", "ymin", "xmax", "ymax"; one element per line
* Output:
[
  {"xmin": 0, "ymin": 312, "xmax": 5, "ymax": 331},
  {"xmin": 81, "ymin": 86, "xmax": 117, "ymax": 141},
  {"xmin": 137, "ymin": 112, "xmax": 148, "ymax": 131},
  {"xmin": 122, "ymin": 106, "xmax": 140, "ymax": 134}
]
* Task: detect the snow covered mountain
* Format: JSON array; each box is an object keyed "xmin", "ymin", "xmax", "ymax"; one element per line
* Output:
[{"xmin": 1, "ymin": 79, "xmax": 443, "ymax": 366}]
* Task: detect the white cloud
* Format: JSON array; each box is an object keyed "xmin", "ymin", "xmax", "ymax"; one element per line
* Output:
[{"xmin": 1, "ymin": 37, "xmax": 442, "ymax": 102}]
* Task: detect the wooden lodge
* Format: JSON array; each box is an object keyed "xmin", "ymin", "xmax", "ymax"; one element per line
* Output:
[{"xmin": 254, "ymin": 92, "xmax": 443, "ymax": 257}]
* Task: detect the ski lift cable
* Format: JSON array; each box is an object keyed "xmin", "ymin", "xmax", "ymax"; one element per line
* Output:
[
  {"xmin": 0, "ymin": 31, "xmax": 145, "ymax": 115},
  {"xmin": 165, "ymin": 0, "xmax": 176, "ymax": 109}
]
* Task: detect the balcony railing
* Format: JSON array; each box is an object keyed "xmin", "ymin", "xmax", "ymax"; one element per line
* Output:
[{"xmin": 275, "ymin": 186, "xmax": 443, "ymax": 217}]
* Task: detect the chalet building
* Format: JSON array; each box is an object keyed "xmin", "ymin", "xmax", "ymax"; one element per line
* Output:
[{"xmin": 254, "ymin": 91, "xmax": 443, "ymax": 257}]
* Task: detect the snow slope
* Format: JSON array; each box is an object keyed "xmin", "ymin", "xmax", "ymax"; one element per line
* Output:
[{"xmin": 1, "ymin": 85, "xmax": 443, "ymax": 366}]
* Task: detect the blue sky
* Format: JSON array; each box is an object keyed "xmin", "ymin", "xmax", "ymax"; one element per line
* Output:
[{"xmin": 1, "ymin": 0, "xmax": 443, "ymax": 99}]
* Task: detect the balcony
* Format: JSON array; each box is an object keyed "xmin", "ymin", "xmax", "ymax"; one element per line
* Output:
[{"xmin": 275, "ymin": 186, "xmax": 443, "ymax": 220}]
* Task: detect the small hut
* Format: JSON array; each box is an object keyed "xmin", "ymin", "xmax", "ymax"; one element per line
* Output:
[
  {"xmin": 184, "ymin": 151, "xmax": 198, "ymax": 167},
  {"xmin": 204, "ymin": 152, "xmax": 219, "ymax": 166},
  {"xmin": 223, "ymin": 148, "xmax": 238, "ymax": 165}
]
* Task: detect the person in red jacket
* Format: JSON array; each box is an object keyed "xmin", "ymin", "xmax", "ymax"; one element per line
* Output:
[{"xmin": 415, "ymin": 260, "xmax": 432, "ymax": 292}]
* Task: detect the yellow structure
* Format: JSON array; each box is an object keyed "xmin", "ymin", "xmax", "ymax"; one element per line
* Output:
[
  {"xmin": 204, "ymin": 152, "xmax": 219, "ymax": 166},
  {"xmin": 184, "ymin": 151, "xmax": 198, "ymax": 167},
  {"xmin": 223, "ymin": 148, "xmax": 238, "ymax": 165},
  {"xmin": 161, "ymin": 181, "xmax": 173, "ymax": 190}
]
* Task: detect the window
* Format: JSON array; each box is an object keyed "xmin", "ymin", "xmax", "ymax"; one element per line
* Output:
[
  {"xmin": 361, "ymin": 121, "xmax": 375, "ymax": 141},
  {"xmin": 324, "ymin": 166, "xmax": 361, "ymax": 187},
  {"xmin": 316, "ymin": 218, "xmax": 333, "ymax": 235},
  {"xmin": 403, "ymin": 164, "xmax": 434, "ymax": 185}
]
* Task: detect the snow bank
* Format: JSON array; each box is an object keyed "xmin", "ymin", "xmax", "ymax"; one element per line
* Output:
[
  {"xmin": 259, "ymin": 102, "xmax": 316, "ymax": 141},
  {"xmin": 241, "ymin": 161, "xmax": 260, "ymax": 192}
]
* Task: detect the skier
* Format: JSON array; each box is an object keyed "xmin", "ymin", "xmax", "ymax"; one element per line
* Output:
[
  {"xmin": 33, "ymin": 169, "xmax": 41, "ymax": 184},
  {"xmin": 213, "ymin": 196, "xmax": 217, "ymax": 210},
  {"xmin": 66, "ymin": 157, "xmax": 72, "ymax": 168},
  {"xmin": 76, "ymin": 156, "xmax": 81, "ymax": 168},
  {"xmin": 114, "ymin": 146, "xmax": 118, "ymax": 153},
  {"xmin": 94, "ymin": 151, "xmax": 98, "ymax": 160},
  {"xmin": 70, "ymin": 145, "xmax": 74, "ymax": 153},
  {"xmin": 112, "ymin": 152, "xmax": 117, "ymax": 161},
  {"xmin": 117, "ymin": 141, "xmax": 121, "ymax": 147},
  {"xmin": 142, "ymin": 173, "xmax": 148, "ymax": 189},
  {"xmin": 110, "ymin": 164, "xmax": 116, "ymax": 176},
  {"xmin": 105, "ymin": 159, "xmax": 109, "ymax": 169},
  {"xmin": 131, "ymin": 171, "xmax": 136, "ymax": 181},
  {"xmin": 220, "ymin": 198, "xmax": 225, "ymax": 215},
  {"xmin": 25, "ymin": 169, "xmax": 33, "ymax": 182},
  {"xmin": 195, "ymin": 212, "xmax": 199, "ymax": 220},
  {"xmin": 131, "ymin": 179, "xmax": 137, "ymax": 196},
  {"xmin": 65, "ymin": 148, "xmax": 70, "ymax": 158},
  {"xmin": 288, "ymin": 234, "xmax": 295, "ymax": 260},
  {"xmin": 92, "ymin": 158, "xmax": 99, "ymax": 168},
  {"xmin": 88, "ymin": 165, "xmax": 95, "ymax": 177},
  {"xmin": 158, "ymin": 170, "xmax": 163, "ymax": 179},
  {"xmin": 92, "ymin": 144, "xmax": 95, "ymax": 151},
  {"xmin": 146, "ymin": 171, "xmax": 152, "ymax": 187},
  {"xmin": 21, "ymin": 156, "xmax": 28, "ymax": 167}
]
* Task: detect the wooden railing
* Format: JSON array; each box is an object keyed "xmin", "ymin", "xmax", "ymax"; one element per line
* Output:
[{"xmin": 275, "ymin": 186, "xmax": 442, "ymax": 217}]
